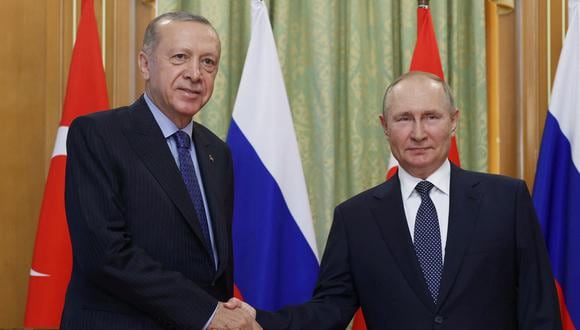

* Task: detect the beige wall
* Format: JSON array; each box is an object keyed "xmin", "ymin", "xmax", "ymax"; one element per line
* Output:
[
  {"xmin": 0, "ymin": 0, "xmax": 154, "ymax": 327},
  {"xmin": 0, "ymin": 1, "xmax": 48, "ymax": 327}
]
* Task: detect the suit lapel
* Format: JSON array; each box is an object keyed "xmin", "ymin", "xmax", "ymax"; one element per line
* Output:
[
  {"xmin": 123, "ymin": 97, "xmax": 210, "ymax": 257},
  {"xmin": 437, "ymin": 165, "xmax": 481, "ymax": 306},
  {"xmin": 192, "ymin": 125, "xmax": 229, "ymax": 279},
  {"xmin": 371, "ymin": 175, "xmax": 437, "ymax": 312}
]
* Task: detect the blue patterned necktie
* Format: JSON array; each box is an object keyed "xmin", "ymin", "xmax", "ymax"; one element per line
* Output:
[
  {"xmin": 413, "ymin": 180, "xmax": 443, "ymax": 304},
  {"xmin": 173, "ymin": 131, "xmax": 214, "ymax": 267}
]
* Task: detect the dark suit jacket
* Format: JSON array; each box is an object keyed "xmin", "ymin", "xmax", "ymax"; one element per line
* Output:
[
  {"xmin": 61, "ymin": 96, "xmax": 234, "ymax": 329},
  {"xmin": 258, "ymin": 165, "xmax": 562, "ymax": 330}
]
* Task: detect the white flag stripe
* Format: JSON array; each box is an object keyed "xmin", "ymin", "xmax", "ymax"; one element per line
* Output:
[
  {"xmin": 51, "ymin": 126, "xmax": 69, "ymax": 158},
  {"xmin": 30, "ymin": 269, "xmax": 50, "ymax": 277},
  {"xmin": 549, "ymin": 0, "xmax": 580, "ymax": 170},
  {"xmin": 232, "ymin": 0, "xmax": 318, "ymax": 258}
]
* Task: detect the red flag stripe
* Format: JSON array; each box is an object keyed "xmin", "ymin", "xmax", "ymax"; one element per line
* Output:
[
  {"xmin": 234, "ymin": 284, "xmax": 245, "ymax": 300},
  {"xmin": 555, "ymin": 280, "xmax": 576, "ymax": 330},
  {"xmin": 352, "ymin": 308, "xmax": 367, "ymax": 329}
]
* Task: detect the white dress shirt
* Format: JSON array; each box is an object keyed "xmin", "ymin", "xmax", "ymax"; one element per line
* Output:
[{"xmin": 398, "ymin": 160, "xmax": 450, "ymax": 260}]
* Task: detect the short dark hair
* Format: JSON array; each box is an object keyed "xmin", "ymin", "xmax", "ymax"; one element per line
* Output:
[
  {"xmin": 382, "ymin": 71, "xmax": 457, "ymax": 116},
  {"xmin": 142, "ymin": 11, "xmax": 220, "ymax": 54}
]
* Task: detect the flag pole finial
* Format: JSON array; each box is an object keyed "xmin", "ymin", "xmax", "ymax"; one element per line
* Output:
[{"xmin": 418, "ymin": 0, "xmax": 429, "ymax": 8}]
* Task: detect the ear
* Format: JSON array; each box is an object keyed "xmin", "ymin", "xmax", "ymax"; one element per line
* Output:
[
  {"xmin": 138, "ymin": 51, "xmax": 151, "ymax": 80},
  {"xmin": 379, "ymin": 114, "xmax": 389, "ymax": 137},
  {"xmin": 450, "ymin": 109, "xmax": 460, "ymax": 136}
]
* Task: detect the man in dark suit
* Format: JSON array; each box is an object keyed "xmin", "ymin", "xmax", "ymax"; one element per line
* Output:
[
  {"xmin": 61, "ymin": 12, "xmax": 258, "ymax": 329},
  {"xmin": 234, "ymin": 71, "xmax": 562, "ymax": 329}
]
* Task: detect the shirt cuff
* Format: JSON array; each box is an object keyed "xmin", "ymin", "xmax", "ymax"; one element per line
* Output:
[{"xmin": 202, "ymin": 303, "xmax": 219, "ymax": 330}]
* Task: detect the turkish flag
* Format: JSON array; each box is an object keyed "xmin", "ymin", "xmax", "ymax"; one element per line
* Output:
[{"xmin": 24, "ymin": 0, "xmax": 109, "ymax": 327}]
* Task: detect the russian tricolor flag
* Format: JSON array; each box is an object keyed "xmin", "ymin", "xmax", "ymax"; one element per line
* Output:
[
  {"xmin": 532, "ymin": 0, "xmax": 580, "ymax": 328},
  {"xmin": 226, "ymin": 0, "xmax": 319, "ymax": 311}
]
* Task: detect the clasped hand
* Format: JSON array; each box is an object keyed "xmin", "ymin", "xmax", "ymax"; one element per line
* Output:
[{"xmin": 207, "ymin": 298, "xmax": 261, "ymax": 330}]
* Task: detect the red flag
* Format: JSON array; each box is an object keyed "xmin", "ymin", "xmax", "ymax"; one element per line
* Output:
[
  {"xmin": 409, "ymin": 6, "xmax": 445, "ymax": 79},
  {"xmin": 352, "ymin": 308, "xmax": 368, "ymax": 330},
  {"xmin": 24, "ymin": 0, "xmax": 109, "ymax": 326},
  {"xmin": 354, "ymin": 4, "xmax": 458, "ymax": 329}
]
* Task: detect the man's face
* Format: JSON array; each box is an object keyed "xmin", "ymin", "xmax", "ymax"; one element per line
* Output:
[
  {"xmin": 139, "ymin": 20, "xmax": 220, "ymax": 128},
  {"xmin": 380, "ymin": 76, "xmax": 459, "ymax": 179}
]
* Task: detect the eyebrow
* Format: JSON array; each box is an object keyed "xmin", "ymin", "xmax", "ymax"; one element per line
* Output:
[
  {"xmin": 393, "ymin": 111, "xmax": 412, "ymax": 117},
  {"xmin": 422, "ymin": 110, "xmax": 442, "ymax": 115}
]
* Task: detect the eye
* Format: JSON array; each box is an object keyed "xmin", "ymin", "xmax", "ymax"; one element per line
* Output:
[
  {"xmin": 201, "ymin": 57, "xmax": 218, "ymax": 72},
  {"xmin": 170, "ymin": 53, "xmax": 188, "ymax": 64},
  {"xmin": 395, "ymin": 115, "xmax": 411, "ymax": 122},
  {"xmin": 425, "ymin": 113, "xmax": 441, "ymax": 120},
  {"xmin": 202, "ymin": 58, "xmax": 215, "ymax": 65}
]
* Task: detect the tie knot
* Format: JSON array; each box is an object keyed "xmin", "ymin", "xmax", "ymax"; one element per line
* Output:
[
  {"xmin": 173, "ymin": 131, "xmax": 191, "ymax": 149},
  {"xmin": 415, "ymin": 180, "xmax": 434, "ymax": 198}
]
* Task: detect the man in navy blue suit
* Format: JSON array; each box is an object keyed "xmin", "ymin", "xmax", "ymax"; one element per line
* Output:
[
  {"xmin": 62, "ymin": 12, "xmax": 259, "ymax": 329},
  {"xmin": 233, "ymin": 71, "xmax": 562, "ymax": 329}
]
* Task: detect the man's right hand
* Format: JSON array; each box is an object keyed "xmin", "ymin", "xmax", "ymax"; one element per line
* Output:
[
  {"xmin": 223, "ymin": 297, "xmax": 256, "ymax": 319},
  {"xmin": 208, "ymin": 302, "xmax": 262, "ymax": 330}
]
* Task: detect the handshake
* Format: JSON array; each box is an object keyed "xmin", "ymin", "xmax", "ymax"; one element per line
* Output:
[{"xmin": 208, "ymin": 298, "xmax": 261, "ymax": 330}]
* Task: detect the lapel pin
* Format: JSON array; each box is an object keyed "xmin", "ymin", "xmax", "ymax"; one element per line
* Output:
[{"xmin": 209, "ymin": 154, "xmax": 214, "ymax": 163}]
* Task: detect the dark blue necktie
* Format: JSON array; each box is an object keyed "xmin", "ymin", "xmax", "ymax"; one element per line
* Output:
[
  {"xmin": 173, "ymin": 131, "xmax": 214, "ymax": 267},
  {"xmin": 413, "ymin": 180, "xmax": 443, "ymax": 304}
]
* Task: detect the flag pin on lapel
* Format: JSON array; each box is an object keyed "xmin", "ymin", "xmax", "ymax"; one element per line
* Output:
[{"xmin": 209, "ymin": 154, "xmax": 214, "ymax": 163}]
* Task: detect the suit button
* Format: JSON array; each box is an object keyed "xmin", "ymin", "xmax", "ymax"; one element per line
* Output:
[{"xmin": 434, "ymin": 315, "xmax": 444, "ymax": 324}]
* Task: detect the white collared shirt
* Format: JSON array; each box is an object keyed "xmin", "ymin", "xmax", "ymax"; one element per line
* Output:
[{"xmin": 398, "ymin": 160, "xmax": 450, "ymax": 260}]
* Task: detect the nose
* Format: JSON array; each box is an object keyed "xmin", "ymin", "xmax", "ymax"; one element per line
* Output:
[
  {"xmin": 183, "ymin": 61, "xmax": 201, "ymax": 81},
  {"xmin": 411, "ymin": 121, "xmax": 427, "ymax": 141}
]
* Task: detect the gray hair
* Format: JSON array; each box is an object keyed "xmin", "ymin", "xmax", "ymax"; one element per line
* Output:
[
  {"xmin": 142, "ymin": 11, "xmax": 220, "ymax": 54},
  {"xmin": 382, "ymin": 71, "xmax": 456, "ymax": 116}
]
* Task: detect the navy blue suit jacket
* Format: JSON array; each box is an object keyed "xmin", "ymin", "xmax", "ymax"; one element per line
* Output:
[
  {"xmin": 61, "ymin": 96, "xmax": 234, "ymax": 329},
  {"xmin": 257, "ymin": 165, "xmax": 562, "ymax": 329}
]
